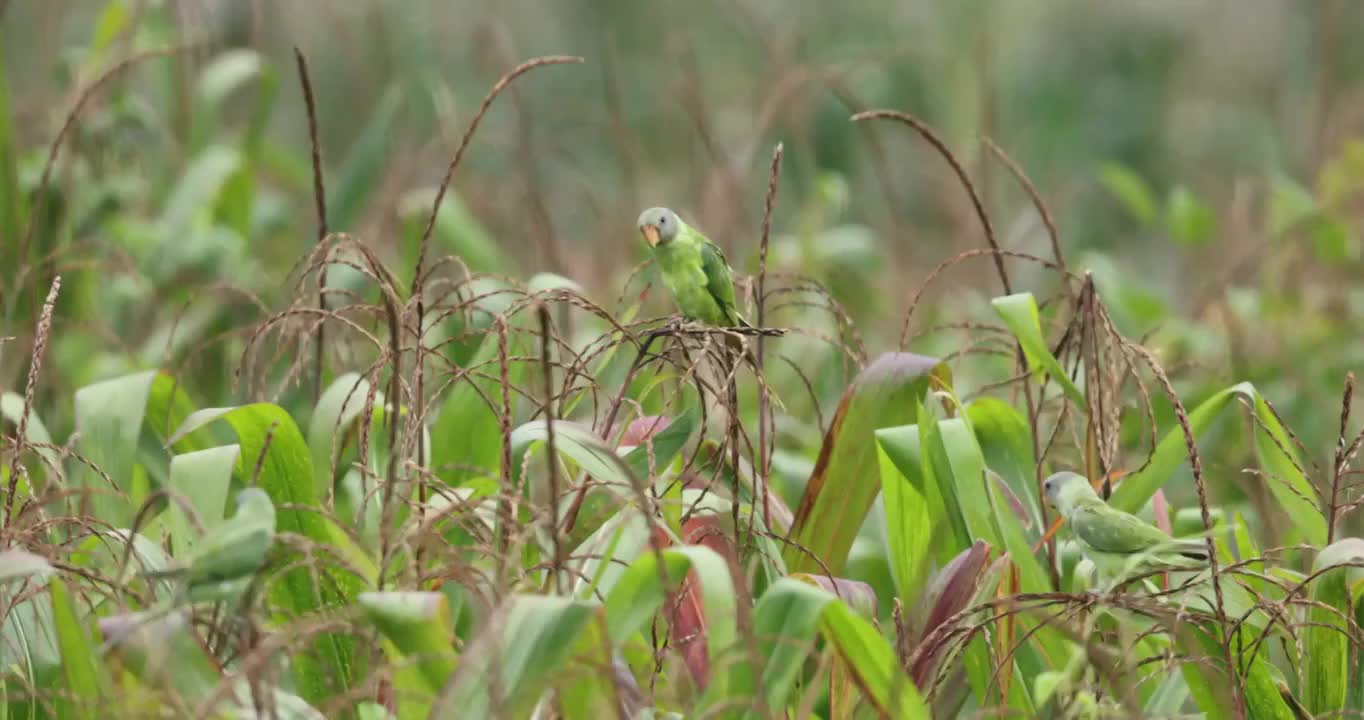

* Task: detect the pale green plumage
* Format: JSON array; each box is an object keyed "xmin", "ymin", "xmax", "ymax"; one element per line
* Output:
[
  {"xmin": 1043, "ymin": 472, "xmax": 1207, "ymax": 582},
  {"xmin": 637, "ymin": 207, "xmax": 746, "ymax": 327}
]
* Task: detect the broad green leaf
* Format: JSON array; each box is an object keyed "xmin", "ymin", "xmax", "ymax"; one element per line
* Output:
[
  {"xmin": 359, "ymin": 592, "xmax": 457, "ymax": 719},
  {"xmin": 71, "ymin": 529, "xmax": 173, "ymax": 587},
  {"xmin": 1165, "ymin": 185, "xmax": 1215, "ymax": 246},
  {"xmin": 1099, "ymin": 163, "xmax": 1158, "ymax": 225},
  {"xmin": 49, "ymin": 577, "xmax": 107, "ymax": 715},
  {"xmin": 431, "ymin": 334, "xmax": 505, "ymax": 484},
  {"xmin": 72, "ymin": 370, "xmax": 160, "ymax": 526},
  {"xmin": 1, "ymin": 392, "xmax": 59, "ymax": 489},
  {"xmin": 197, "ymin": 49, "xmax": 263, "ymax": 109},
  {"xmin": 308, "ymin": 372, "xmax": 375, "ymax": 498},
  {"xmin": 1178, "ymin": 621, "xmax": 1294, "ymax": 720},
  {"xmin": 1109, "ymin": 382, "xmax": 1325, "ymax": 546},
  {"xmin": 167, "ymin": 403, "xmax": 371, "ymax": 703},
  {"xmin": 620, "ymin": 409, "xmax": 696, "ymax": 481},
  {"xmin": 784, "ymin": 353, "xmax": 947, "ymax": 575},
  {"xmin": 436, "ymin": 595, "xmax": 597, "ymax": 719},
  {"xmin": 1304, "ymin": 538, "xmax": 1364, "ymax": 715},
  {"xmin": 992, "ymin": 293, "xmax": 1084, "ymax": 405},
  {"xmin": 603, "ymin": 545, "xmax": 737, "ymax": 692},
  {"xmin": 1311, "ymin": 217, "xmax": 1358, "ymax": 263},
  {"xmin": 0, "ymin": 549, "xmax": 53, "ymax": 584},
  {"xmin": 968, "ymin": 397, "xmax": 1040, "ymax": 527},
  {"xmin": 0, "ymin": 549, "xmax": 59, "ymax": 686},
  {"xmin": 930, "ymin": 417, "xmax": 1066, "ymax": 668},
  {"xmin": 567, "ymin": 505, "xmax": 652, "ymax": 600},
  {"xmin": 876, "ymin": 427, "xmax": 932, "ymax": 606},
  {"xmin": 526, "ymin": 272, "xmax": 583, "ymax": 295},
  {"xmin": 718, "ymin": 578, "xmax": 928, "ymax": 719},
  {"xmin": 511, "ymin": 419, "xmax": 629, "ymax": 490},
  {"xmin": 166, "ymin": 445, "xmax": 239, "ymax": 558},
  {"xmin": 158, "ymin": 145, "xmax": 240, "ymax": 240},
  {"xmin": 144, "ymin": 372, "xmax": 211, "ymax": 453}
]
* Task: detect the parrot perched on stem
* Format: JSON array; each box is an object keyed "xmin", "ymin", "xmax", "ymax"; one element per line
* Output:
[
  {"xmin": 637, "ymin": 207, "xmax": 749, "ymax": 329},
  {"xmin": 637, "ymin": 206, "xmax": 765, "ymax": 374},
  {"xmin": 1043, "ymin": 471, "xmax": 1208, "ymax": 584},
  {"xmin": 149, "ymin": 487, "xmax": 276, "ymax": 603}
]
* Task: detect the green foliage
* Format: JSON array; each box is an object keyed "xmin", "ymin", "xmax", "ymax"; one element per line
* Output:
[{"xmin": 4, "ymin": 3, "xmax": 1364, "ymax": 718}]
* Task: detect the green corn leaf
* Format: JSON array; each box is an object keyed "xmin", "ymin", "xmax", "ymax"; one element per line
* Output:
[
  {"xmin": 167, "ymin": 403, "xmax": 373, "ymax": 703},
  {"xmin": 784, "ymin": 353, "xmax": 947, "ymax": 576},
  {"xmin": 1304, "ymin": 538, "xmax": 1364, "ymax": 715},
  {"xmin": 435, "ymin": 595, "xmax": 598, "ymax": 719},
  {"xmin": 359, "ymin": 591, "xmax": 458, "ymax": 719},
  {"xmin": 1109, "ymin": 381, "xmax": 1325, "ymax": 546},
  {"xmin": 166, "ymin": 445, "xmax": 239, "ymax": 558},
  {"xmin": 49, "ymin": 577, "xmax": 108, "ymax": 716},
  {"xmin": 992, "ymin": 293, "xmax": 1084, "ymax": 405}
]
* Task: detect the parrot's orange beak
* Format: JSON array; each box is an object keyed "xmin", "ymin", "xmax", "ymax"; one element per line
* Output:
[{"xmin": 640, "ymin": 224, "xmax": 660, "ymax": 248}]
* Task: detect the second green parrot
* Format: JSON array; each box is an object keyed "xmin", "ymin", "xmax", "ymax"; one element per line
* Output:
[
  {"xmin": 637, "ymin": 207, "xmax": 748, "ymax": 328},
  {"xmin": 1043, "ymin": 471, "xmax": 1208, "ymax": 582}
]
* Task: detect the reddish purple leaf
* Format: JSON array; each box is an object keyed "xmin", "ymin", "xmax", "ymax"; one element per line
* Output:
[
  {"xmin": 908, "ymin": 540, "xmax": 993, "ymax": 688},
  {"xmin": 648, "ymin": 514, "xmax": 739, "ymax": 690}
]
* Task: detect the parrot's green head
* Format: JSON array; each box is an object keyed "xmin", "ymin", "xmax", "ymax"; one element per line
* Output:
[
  {"xmin": 637, "ymin": 207, "xmax": 681, "ymax": 249},
  {"xmin": 1042, "ymin": 471, "xmax": 1098, "ymax": 514}
]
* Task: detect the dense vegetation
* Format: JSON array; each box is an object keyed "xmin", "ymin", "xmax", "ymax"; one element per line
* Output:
[{"xmin": 2, "ymin": 3, "xmax": 1363, "ymax": 718}]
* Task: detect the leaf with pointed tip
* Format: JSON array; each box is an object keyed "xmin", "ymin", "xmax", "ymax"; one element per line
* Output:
[
  {"xmin": 73, "ymin": 370, "xmax": 160, "ymax": 526},
  {"xmin": 991, "ymin": 293, "xmax": 1083, "ymax": 405},
  {"xmin": 1304, "ymin": 538, "xmax": 1364, "ymax": 716},
  {"xmin": 1109, "ymin": 382, "xmax": 1325, "ymax": 546},
  {"xmin": 708, "ymin": 578, "xmax": 929, "ymax": 719},
  {"xmin": 1, "ymin": 393, "xmax": 59, "ymax": 488},
  {"xmin": 785, "ymin": 353, "xmax": 948, "ymax": 576},
  {"xmin": 907, "ymin": 541, "xmax": 991, "ymax": 687},
  {"xmin": 604, "ymin": 544, "xmax": 737, "ymax": 695},
  {"xmin": 167, "ymin": 403, "xmax": 372, "ymax": 703},
  {"xmin": 50, "ymin": 577, "xmax": 109, "ymax": 714},
  {"xmin": 1099, "ymin": 163, "xmax": 1158, "ymax": 225},
  {"xmin": 877, "ymin": 422, "xmax": 939, "ymax": 605},
  {"xmin": 166, "ymin": 445, "xmax": 239, "ymax": 558},
  {"xmin": 359, "ymin": 591, "xmax": 457, "ymax": 719},
  {"xmin": 435, "ymin": 595, "xmax": 597, "ymax": 719},
  {"xmin": 432, "ymin": 334, "xmax": 514, "ymax": 484},
  {"xmin": 968, "ymin": 397, "xmax": 1040, "ymax": 527}
]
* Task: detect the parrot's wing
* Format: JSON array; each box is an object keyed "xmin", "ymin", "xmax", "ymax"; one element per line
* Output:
[
  {"xmin": 1068, "ymin": 504, "xmax": 1173, "ymax": 554},
  {"xmin": 698, "ymin": 240, "xmax": 744, "ymax": 326}
]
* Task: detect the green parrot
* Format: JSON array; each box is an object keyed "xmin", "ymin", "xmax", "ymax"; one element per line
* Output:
[
  {"xmin": 1043, "ymin": 471, "xmax": 1208, "ymax": 583},
  {"xmin": 151, "ymin": 487, "xmax": 276, "ymax": 602},
  {"xmin": 637, "ymin": 207, "xmax": 748, "ymax": 329}
]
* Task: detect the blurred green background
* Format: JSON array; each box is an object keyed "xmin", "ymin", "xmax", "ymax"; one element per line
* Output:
[{"xmin": 3, "ymin": 0, "xmax": 1362, "ymax": 446}]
